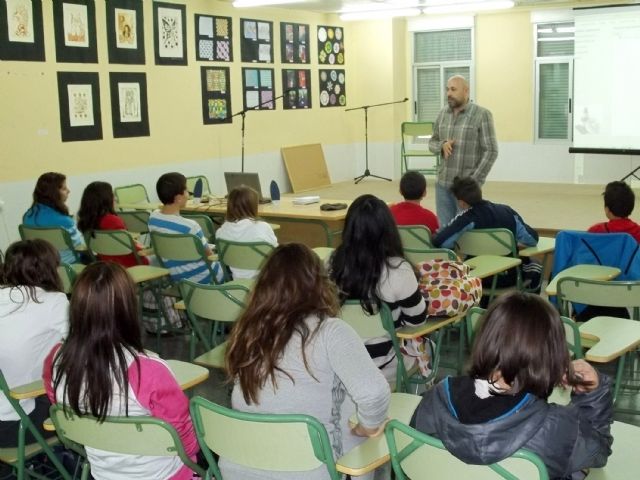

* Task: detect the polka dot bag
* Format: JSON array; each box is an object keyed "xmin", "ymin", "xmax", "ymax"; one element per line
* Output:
[{"xmin": 417, "ymin": 260, "xmax": 482, "ymax": 317}]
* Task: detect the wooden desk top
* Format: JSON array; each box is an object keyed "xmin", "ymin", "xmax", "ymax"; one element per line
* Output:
[
  {"xmin": 545, "ymin": 265, "xmax": 621, "ymax": 296},
  {"xmin": 579, "ymin": 316, "xmax": 640, "ymax": 363},
  {"xmin": 336, "ymin": 392, "xmax": 421, "ymax": 476},
  {"xmin": 519, "ymin": 236, "xmax": 556, "ymax": 257},
  {"xmin": 465, "ymin": 255, "xmax": 522, "ymax": 280},
  {"xmin": 587, "ymin": 421, "xmax": 639, "ymax": 479},
  {"xmin": 396, "ymin": 313, "xmax": 465, "ymax": 339}
]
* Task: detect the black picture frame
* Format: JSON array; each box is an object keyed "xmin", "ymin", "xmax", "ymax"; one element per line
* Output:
[
  {"xmin": 52, "ymin": 0, "xmax": 98, "ymax": 63},
  {"xmin": 200, "ymin": 66, "xmax": 232, "ymax": 125},
  {"xmin": 153, "ymin": 1, "xmax": 187, "ymax": 66},
  {"xmin": 317, "ymin": 25, "xmax": 344, "ymax": 66},
  {"xmin": 109, "ymin": 72, "xmax": 150, "ymax": 138},
  {"xmin": 282, "ymin": 69, "xmax": 311, "ymax": 110},
  {"xmin": 319, "ymin": 69, "xmax": 346, "ymax": 108},
  {"xmin": 242, "ymin": 67, "xmax": 275, "ymax": 111},
  {"xmin": 0, "ymin": 0, "xmax": 45, "ymax": 61},
  {"xmin": 240, "ymin": 18, "xmax": 273, "ymax": 63},
  {"xmin": 106, "ymin": 0, "xmax": 145, "ymax": 64},
  {"xmin": 195, "ymin": 14, "xmax": 233, "ymax": 62},
  {"xmin": 57, "ymin": 71, "xmax": 102, "ymax": 142},
  {"xmin": 280, "ymin": 22, "xmax": 309, "ymax": 64}
]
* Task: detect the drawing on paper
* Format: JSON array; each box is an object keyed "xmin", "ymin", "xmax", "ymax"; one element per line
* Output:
[
  {"xmin": 158, "ymin": 6, "xmax": 182, "ymax": 57},
  {"xmin": 115, "ymin": 8, "xmax": 136, "ymax": 49},
  {"xmin": 7, "ymin": 0, "xmax": 34, "ymax": 43},
  {"xmin": 63, "ymin": 2, "xmax": 89, "ymax": 47},
  {"xmin": 118, "ymin": 82, "xmax": 141, "ymax": 123},
  {"xmin": 67, "ymin": 84, "xmax": 93, "ymax": 127}
]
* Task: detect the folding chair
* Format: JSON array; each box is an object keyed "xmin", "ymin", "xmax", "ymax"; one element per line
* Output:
[
  {"xmin": 49, "ymin": 404, "xmax": 204, "ymax": 480},
  {"xmin": 18, "ymin": 224, "xmax": 84, "ymax": 265},
  {"xmin": 114, "ymin": 183, "xmax": 149, "ymax": 206},
  {"xmin": 216, "ymin": 238, "xmax": 275, "ymax": 282},
  {"xmin": 182, "ymin": 214, "xmax": 217, "ymax": 243},
  {"xmin": 398, "ymin": 225, "xmax": 433, "ymax": 250},
  {"xmin": 190, "ymin": 397, "xmax": 341, "ymax": 480},
  {"xmin": 385, "ymin": 419, "xmax": 549, "ymax": 480},
  {"xmin": 400, "ymin": 122, "xmax": 440, "ymax": 175}
]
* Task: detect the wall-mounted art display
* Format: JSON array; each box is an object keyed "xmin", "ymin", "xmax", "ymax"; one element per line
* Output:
[
  {"xmin": 57, "ymin": 71, "xmax": 102, "ymax": 141},
  {"xmin": 319, "ymin": 69, "xmax": 346, "ymax": 108},
  {"xmin": 195, "ymin": 14, "xmax": 232, "ymax": 62},
  {"xmin": 153, "ymin": 1, "xmax": 186, "ymax": 66},
  {"xmin": 201, "ymin": 66, "xmax": 232, "ymax": 124},
  {"xmin": 317, "ymin": 25, "xmax": 344, "ymax": 65},
  {"xmin": 106, "ymin": 0, "xmax": 145, "ymax": 64},
  {"xmin": 53, "ymin": 0, "xmax": 98, "ymax": 63},
  {"xmin": 0, "ymin": 0, "xmax": 45, "ymax": 61},
  {"xmin": 280, "ymin": 22, "xmax": 308, "ymax": 64},
  {"xmin": 109, "ymin": 72, "xmax": 149, "ymax": 138},
  {"xmin": 240, "ymin": 18, "xmax": 272, "ymax": 63},
  {"xmin": 282, "ymin": 69, "xmax": 311, "ymax": 110},
  {"xmin": 242, "ymin": 67, "xmax": 274, "ymax": 111}
]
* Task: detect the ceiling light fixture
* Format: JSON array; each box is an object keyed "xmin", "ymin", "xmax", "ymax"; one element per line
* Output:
[
  {"xmin": 423, "ymin": 0, "xmax": 514, "ymax": 15},
  {"xmin": 340, "ymin": 8, "xmax": 422, "ymax": 21},
  {"xmin": 232, "ymin": 0, "xmax": 302, "ymax": 8}
]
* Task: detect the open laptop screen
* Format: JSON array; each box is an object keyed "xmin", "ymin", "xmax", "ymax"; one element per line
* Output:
[{"xmin": 223, "ymin": 172, "xmax": 271, "ymax": 203}]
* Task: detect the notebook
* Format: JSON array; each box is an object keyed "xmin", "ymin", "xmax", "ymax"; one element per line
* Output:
[{"xmin": 224, "ymin": 172, "xmax": 272, "ymax": 204}]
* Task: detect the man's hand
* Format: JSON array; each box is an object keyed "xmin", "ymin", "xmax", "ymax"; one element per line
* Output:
[
  {"xmin": 569, "ymin": 359, "xmax": 600, "ymax": 394},
  {"xmin": 350, "ymin": 419, "xmax": 389, "ymax": 438},
  {"xmin": 442, "ymin": 140, "xmax": 454, "ymax": 159}
]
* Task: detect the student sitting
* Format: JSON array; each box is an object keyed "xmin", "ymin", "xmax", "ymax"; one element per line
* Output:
[
  {"xmin": 390, "ymin": 171, "xmax": 439, "ymax": 234},
  {"xmin": 588, "ymin": 180, "xmax": 640, "ymax": 242},
  {"xmin": 224, "ymin": 243, "xmax": 390, "ymax": 480},
  {"xmin": 22, "ymin": 172, "xmax": 84, "ymax": 264},
  {"xmin": 43, "ymin": 262, "xmax": 199, "ymax": 480},
  {"xmin": 0, "ymin": 240, "xmax": 68, "ymax": 448},
  {"xmin": 77, "ymin": 181, "xmax": 149, "ymax": 268},
  {"xmin": 215, "ymin": 186, "xmax": 278, "ymax": 280},
  {"xmin": 148, "ymin": 172, "xmax": 221, "ymax": 284},
  {"xmin": 411, "ymin": 292, "xmax": 613, "ymax": 480}
]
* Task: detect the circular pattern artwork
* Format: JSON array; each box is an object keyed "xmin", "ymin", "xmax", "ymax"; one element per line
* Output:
[
  {"xmin": 319, "ymin": 69, "xmax": 345, "ymax": 108},
  {"xmin": 317, "ymin": 25, "xmax": 344, "ymax": 65}
]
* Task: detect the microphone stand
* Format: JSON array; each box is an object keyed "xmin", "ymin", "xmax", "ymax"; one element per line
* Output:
[
  {"xmin": 347, "ymin": 98, "xmax": 409, "ymax": 184},
  {"xmin": 229, "ymin": 91, "xmax": 289, "ymax": 172}
]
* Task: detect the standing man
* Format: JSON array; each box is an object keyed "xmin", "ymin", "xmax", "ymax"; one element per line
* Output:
[{"xmin": 428, "ymin": 75, "xmax": 498, "ymax": 227}]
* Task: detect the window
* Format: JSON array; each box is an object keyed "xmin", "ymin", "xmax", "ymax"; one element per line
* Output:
[
  {"xmin": 413, "ymin": 29, "xmax": 473, "ymax": 123},
  {"xmin": 535, "ymin": 22, "xmax": 574, "ymax": 142}
]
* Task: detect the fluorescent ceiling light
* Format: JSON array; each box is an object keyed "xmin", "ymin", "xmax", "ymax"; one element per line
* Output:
[
  {"xmin": 340, "ymin": 8, "xmax": 421, "ymax": 21},
  {"xmin": 340, "ymin": 1, "xmax": 420, "ymax": 13},
  {"xmin": 425, "ymin": 0, "xmax": 485, "ymax": 6},
  {"xmin": 233, "ymin": 0, "xmax": 301, "ymax": 7},
  {"xmin": 423, "ymin": 0, "xmax": 514, "ymax": 15}
]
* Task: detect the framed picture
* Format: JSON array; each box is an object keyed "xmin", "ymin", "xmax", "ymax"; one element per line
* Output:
[
  {"xmin": 57, "ymin": 71, "xmax": 102, "ymax": 142},
  {"xmin": 0, "ymin": 0, "xmax": 45, "ymax": 61},
  {"xmin": 106, "ymin": 0, "xmax": 145, "ymax": 64},
  {"xmin": 109, "ymin": 72, "xmax": 149, "ymax": 137},
  {"xmin": 319, "ymin": 69, "xmax": 346, "ymax": 108},
  {"xmin": 195, "ymin": 14, "xmax": 232, "ymax": 62},
  {"xmin": 280, "ymin": 22, "xmax": 308, "ymax": 64},
  {"xmin": 242, "ymin": 67, "xmax": 274, "ymax": 111},
  {"xmin": 282, "ymin": 69, "xmax": 311, "ymax": 109},
  {"xmin": 201, "ymin": 66, "xmax": 232, "ymax": 125},
  {"xmin": 52, "ymin": 0, "xmax": 98, "ymax": 63},
  {"xmin": 153, "ymin": 1, "xmax": 186, "ymax": 66},
  {"xmin": 317, "ymin": 25, "xmax": 344, "ymax": 66},
  {"xmin": 240, "ymin": 18, "xmax": 272, "ymax": 63}
]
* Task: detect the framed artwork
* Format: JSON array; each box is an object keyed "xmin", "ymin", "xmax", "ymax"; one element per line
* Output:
[
  {"xmin": 52, "ymin": 0, "xmax": 98, "ymax": 63},
  {"xmin": 242, "ymin": 67, "xmax": 274, "ymax": 111},
  {"xmin": 195, "ymin": 14, "xmax": 232, "ymax": 62},
  {"xmin": 106, "ymin": 0, "xmax": 145, "ymax": 64},
  {"xmin": 109, "ymin": 72, "xmax": 149, "ymax": 138},
  {"xmin": 0, "ymin": 0, "xmax": 45, "ymax": 61},
  {"xmin": 280, "ymin": 22, "xmax": 308, "ymax": 64},
  {"xmin": 282, "ymin": 69, "xmax": 311, "ymax": 110},
  {"xmin": 201, "ymin": 66, "xmax": 232, "ymax": 124},
  {"xmin": 57, "ymin": 71, "xmax": 102, "ymax": 142},
  {"xmin": 153, "ymin": 1, "xmax": 186, "ymax": 66},
  {"xmin": 317, "ymin": 25, "xmax": 344, "ymax": 65},
  {"xmin": 240, "ymin": 18, "xmax": 272, "ymax": 63},
  {"xmin": 319, "ymin": 69, "xmax": 346, "ymax": 108}
]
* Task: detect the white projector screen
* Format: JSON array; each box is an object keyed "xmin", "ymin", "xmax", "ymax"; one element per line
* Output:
[{"xmin": 572, "ymin": 4, "xmax": 640, "ymax": 154}]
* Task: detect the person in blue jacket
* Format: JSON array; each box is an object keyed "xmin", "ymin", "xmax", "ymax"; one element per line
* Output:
[{"xmin": 22, "ymin": 172, "xmax": 84, "ymax": 264}]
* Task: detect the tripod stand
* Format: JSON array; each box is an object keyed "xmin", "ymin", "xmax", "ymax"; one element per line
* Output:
[{"xmin": 347, "ymin": 98, "xmax": 408, "ymax": 184}]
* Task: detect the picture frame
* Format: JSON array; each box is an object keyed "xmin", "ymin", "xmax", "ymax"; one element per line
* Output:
[
  {"xmin": 109, "ymin": 72, "xmax": 149, "ymax": 137},
  {"xmin": 240, "ymin": 18, "xmax": 273, "ymax": 63},
  {"xmin": 106, "ymin": 0, "xmax": 145, "ymax": 64},
  {"xmin": 280, "ymin": 22, "xmax": 309, "ymax": 64},
  {"xmin": 57, "ymin": 71, "xmax": 102, "ymax": 142},
  {"xmin": 195, "ymin": 14, "xmax": 232, "ymax": 62},
  {"xmin": 319, "ymin": 69, "xmax": 346, "ymax": 108},
  {"xmin": 0, "ymin": 0, "xmax": 46, "ymax": 61},
  {"xmin": 200, "ymin": 66, "xmax": 232, "ymax": 125},
  {"xmin": 153, "ymin": 1, "xmax": 186, "ymax": 66},
  {"xmin": 282, "ymin": 69, "xmax": 311, "ymax": 110},
  {"xmin": 242, "ymin": 67, "xmax": 274, "ymax": 111},
  {"xmin": 317, "ymin": 25, "xmax": 344, "ymax": 66},
  {"xmin": 52, "ymin": 0, "xmax": 98, "ymax": 63}
]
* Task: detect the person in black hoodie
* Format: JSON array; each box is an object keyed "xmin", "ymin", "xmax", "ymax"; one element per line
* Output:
[{"xmin": 411, "ymin": 292, "xmax": 613, "ymax": 480}]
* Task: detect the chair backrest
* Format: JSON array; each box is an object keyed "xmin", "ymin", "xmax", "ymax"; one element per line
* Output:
[
  {"xmin": 385, "ymin": 419, "xmax": 549, "ymax": 480},
  {"xmin": 57, "ymin": 263, "xmax": 78, "ymax": 294},
  {"xmin": 186, "ymin": 176, "xmax": 211, "ymax": 196},
  {"xmin": 85, "ymin": 230, "xmax": 142, "ymax": 264},
  {"xmin": 401, "ymin": 122, "xmax": 434, "ymax": 145},
  {"xmin": 556, "ymin": 277, "xmax": 640, "ymax": 319},
  {"xmin": 114, "ymin": 184, "xmax": 149, "ymax": 205},
  {"xmin": 49, "ymin": 404, "xmax": 203, "ymax": 476},
  {"xmin": 216, "ymin": 238, "xmax": 275, "ymax": 280},
  {"xmin": 182, "ymin": 214, "xmax": 216, "ymax": 242},
  {"xmin": 18, "ymin": 224, "xmax": 80, "ymax": 263},
  {"xmin": 179, "ymin": 279, "xmax": 249, "ymax": 324},
  {"xmin": 190, "ymin": 396, "xmax": 340, "ymax": 479},
  {"xmin": 465, "ymin": 306, "xmax": 486, "ymax": 345},
  {"xmin": 456, "ymin": 228, "xmax": 517, "ymax": 258},
  {"xmin": 398, "ymin": 225, "xmax": 433, "ymax": 250},
  {"xmin": 561, "ymin": 316, "xmax": 584, "ymax": 359},
  {"xmin": 117, "ymin": 211, "xmax": 150, "ymax": 235},
  {"xmin": 404, "ymin": 247, "xmax": 457, "ymax": 265},
  {"xmin": 150, "ymin": 231, "xmax": 208, "ymax": 263}
]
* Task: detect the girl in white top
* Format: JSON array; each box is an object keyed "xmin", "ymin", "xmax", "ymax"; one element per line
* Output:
[
  {"xmin": 216, "ymin": 185, "xmax": 277, "ymax": 280},
  {"xmin": 0, "ymin": 239, "xmax": 68, "ymax": 448}
]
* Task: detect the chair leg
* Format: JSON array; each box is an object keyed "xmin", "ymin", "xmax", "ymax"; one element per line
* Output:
[{"xmin": 613, "ymin": 353, "xmax": 627, "ymax": 405}]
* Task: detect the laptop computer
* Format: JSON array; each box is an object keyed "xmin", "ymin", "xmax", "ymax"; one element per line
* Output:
[{"xmin": 224, "ymin": 172, "xmax": 272, "ymax": 204}]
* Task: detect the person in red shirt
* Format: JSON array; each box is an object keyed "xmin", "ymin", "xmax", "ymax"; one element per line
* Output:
[
  {"xmin": 77, "ymin": 181, "xmax": 150, "ymax": 267},
  {"xmin": 588, "ymin": 181, "xmax": 640, "ymax": 243},
  {"xmin": 390, "ymin": 171, "xmax": 440, "ymax": 234}
]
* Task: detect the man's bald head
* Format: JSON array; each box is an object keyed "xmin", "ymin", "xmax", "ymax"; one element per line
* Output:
[{"xmin": 447, "ymin": 75, "xmax": 469, "ymax": 110}]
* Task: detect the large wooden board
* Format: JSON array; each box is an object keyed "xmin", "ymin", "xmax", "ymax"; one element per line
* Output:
[{"xmin": 281, "ymin": 143, "xmax": 331, "ymax": 192}]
